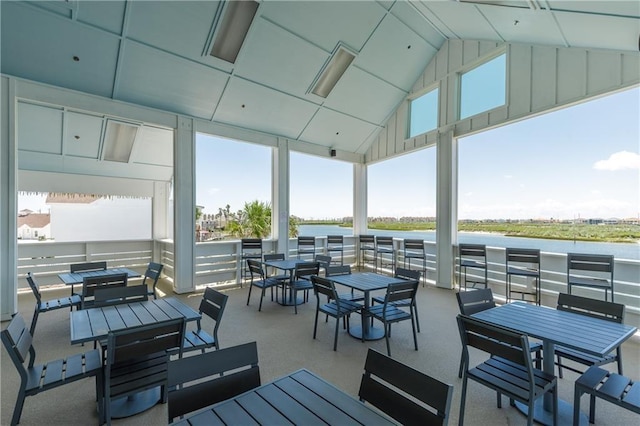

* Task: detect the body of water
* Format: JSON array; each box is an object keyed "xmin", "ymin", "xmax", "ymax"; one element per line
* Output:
[{"xmin": 298, "ymin": 224, "xmax": 640, "ymax": 261}]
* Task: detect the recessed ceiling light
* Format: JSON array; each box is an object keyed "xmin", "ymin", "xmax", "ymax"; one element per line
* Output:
[
  {"xmin": 311, "ymin": 45, "xmax": 356, "ymax": 98},
  {"xmin": 102, "ymin": 120, "xmax": 138, "ymax": 163},
  {"xmin": 210, "ymin": 1, "xmax": 258, "ymax": 64}
]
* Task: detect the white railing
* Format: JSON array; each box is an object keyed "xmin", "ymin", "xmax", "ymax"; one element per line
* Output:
[{"xmin": 19, "ymin": 237, "xmax": 639, "ymax": 318}]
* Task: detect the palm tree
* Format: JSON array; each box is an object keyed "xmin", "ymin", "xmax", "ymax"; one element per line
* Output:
[{"xmin": 227, "ymin": 200, "xmax": 298, "ymax": 238}]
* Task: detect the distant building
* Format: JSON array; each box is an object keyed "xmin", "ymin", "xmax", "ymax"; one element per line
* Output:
[{"xmin": 17, "ymin": 212, "xmax": 51, "ymax": 240}]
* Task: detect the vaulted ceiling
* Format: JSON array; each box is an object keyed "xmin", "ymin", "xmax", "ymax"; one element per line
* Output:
[{"xmin": 2, "ymin": 1, "xmax": 639, "ymax": 181}]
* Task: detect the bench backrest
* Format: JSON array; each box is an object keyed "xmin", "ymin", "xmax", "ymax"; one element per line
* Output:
[
  {"xmin": 1, "ymin": 314, "xmax": 36, "ymax": 379},
  {"xmin": 557, "ymin": 293, "xmax": 624, "ymax": 323},
  {"xmin": 70, "ymin": 261, "xmax": 107, "ymax": 273},
  {"xmin": 81, "ymin": 273, "xmax": 128, "ymax": 308},
  {"xmin": 94, "ymin": 284, "xmax": 148, "ymax": 307}
]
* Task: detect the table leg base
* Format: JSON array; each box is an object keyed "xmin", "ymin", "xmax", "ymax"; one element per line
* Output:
[
  {"xmin": 514, "ymin": 398, "xmax": 588, "ymax": 426},
  {"xmin": 349, "ymin": 325, "xmax": 385, "ymax": 341},
  {"xmin": 109, "ymin": 387, "xmax": 161, "ymax": 418}
]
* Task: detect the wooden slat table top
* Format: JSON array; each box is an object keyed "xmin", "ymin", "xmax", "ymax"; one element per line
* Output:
[
  {"xmin": 473, "ymin": 302, "xmax": 637, "ymax": 357},
  {"xmin": 58, "ymin": 267, "xmax": 142, "ymax": 285},
  {"xmin": 172, "ymin": 369, "xmax": 396, "ymax": 426},
  {"xmin": 329, "ymin": 272, "xmax": 407, "ymax": 292},
  {"xmin": 70, "ymin": 297, "xmax": 200, "ymax": 345}
]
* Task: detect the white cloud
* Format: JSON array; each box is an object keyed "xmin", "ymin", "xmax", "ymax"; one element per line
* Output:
[
  {"xmin": 207, "ymin": 188, "xmax": 220, "ymax": 195},
  {"xmin": 593, "ymin": 151, "xmax": 640, "ymax": 171}
]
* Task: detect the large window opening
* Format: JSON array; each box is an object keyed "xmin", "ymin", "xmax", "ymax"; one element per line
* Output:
[
  {"xmin": 458, "ymin": 87, "xmax": 640, "ymax": 259},
  {"xmin": 290, "ymin": 152, "xmax": 353, "ymax": 237},
  {"xmin": 196, "ymin": 133, "xmax": 272, "ymax": 241},
  {"xmin": 460, "ymin": 53, "xmax": 506, "ymax": 119},
  {"xmin": 368, "ymin": 148, "xmax": 437, "ymax": 240}
]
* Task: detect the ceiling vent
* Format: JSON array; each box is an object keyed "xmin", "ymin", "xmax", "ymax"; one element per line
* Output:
[
  {"xmin": 310, "ymin": 45, "xmax": 356, "ymax": 98},
  {"xmin": 102, "ymin": 120, "xmax": 139, "ymax": 163},
  {"xmin": 209, "ymin": 0, "xmax": 259, "ymax": 64}
]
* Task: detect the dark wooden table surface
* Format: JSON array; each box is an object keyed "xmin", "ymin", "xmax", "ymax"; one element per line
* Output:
[
  {"xmin": 172, "ymin": 368, "xmax": 396, "ymax": 426},
  {"xmin": 473, "ymin": 301, "xmax": 637, "ymax": 425},
  {"xmin": 328, "ymin": 272, "xmax": 408, "ymax": 341},
  {"xmin": 70, "ymin": 297, "xmax": 200, "ymax": 345},
  {"xmin": 58, "ymin": 267, "xmax": 142, "ymax": 286}
]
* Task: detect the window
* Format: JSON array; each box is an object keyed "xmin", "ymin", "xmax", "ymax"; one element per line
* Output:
[
  {"xmin": 408, "ymin": 88, "xmax": 439, "ymax": 138},
  {"xmin": 196, "ymin": 133, "xmax": 272, "ymax": 240},
  {"xmin": 460, "ymin": 53, "xmax": 506, "ymax": 119},
  {"xmin": 290, "ymin": 152, "xmax": 353, "ymax": 222}
]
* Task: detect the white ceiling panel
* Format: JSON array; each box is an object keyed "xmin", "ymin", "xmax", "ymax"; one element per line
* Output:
[
  {"xmin": 555, "ymin": 12, "xmax": 640, "ymax": 51},
  {"xmin": 260, "ymin": 0, "xmax": 386, "ymax": 52},
  {"xmin": 131, "ymin": 126, "xmax": 173, "ymax": 168},
  {"xmin": 300, "ymin": 108, "xmax": 379, "ymax": 154},
  {"xmin": 1, "ymin": 2, "xmax": 120, "ymax": 98},
  {"xmin": 76, "ymin": 0, "xmax": 126, "ymax": 34},
  {"xmin": 234, "ymin": 18, "xmax": 329, "ymax": 99},
  {"xmin": 417, "ymin": 1, "xmax": 501, "ymax": 41},
  {"xmin": 356, "ymin": 13, "xmax": 437, "ymax": 91},
  {"xmin": 390, "ymin": 1, "xmax": 446, "ymax": 48},
  {"xmin": 549, "ymin": 1, "xmax": 640, "ymax": 17},
  {"xmin": 481, "ymin": 6, "xmax": 565, "ymax": 46},
  {"xmin": 64, "ymin": 112, "xmax": 103, "ymax": 159},
  {"xmin": 214, "ymin": 78, "xmax": 319, "ymax": 139},
  {"xmin": 324, "ymin": 67, "xmax": 406, "ymax": 124},
  {"xmin": 117, "ymin": 41, "xmax": 227, "ymax": 120},
  {"xmin": 17, "ymin": 103, "xmax": 63, "ymax": 155},
  {"xmin": 126, "ymin": 1, "xmax": 230, "ymax": 70}
]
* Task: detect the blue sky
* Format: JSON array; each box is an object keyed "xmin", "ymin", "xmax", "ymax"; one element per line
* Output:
[{"xmin": 20, "ymin": 87, "xmax": 639, "ymax": 221}]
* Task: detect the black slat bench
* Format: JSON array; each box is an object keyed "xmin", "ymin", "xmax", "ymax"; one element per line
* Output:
[{"xmin": 574, "ymin": 366, "xmax": 640, "ymax": 425}]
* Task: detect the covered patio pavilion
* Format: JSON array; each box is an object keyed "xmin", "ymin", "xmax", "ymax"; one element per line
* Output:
[
  {"xmin": 1, "ymin": 1, "xmax": 639, "ymax": 424},
  {"xmin": 2, "ymin": 0, "xmax": 639, "ymax": 321}
]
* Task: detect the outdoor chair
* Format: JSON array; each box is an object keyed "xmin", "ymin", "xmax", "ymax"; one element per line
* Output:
[
  {"xmin": 103, "ymin": 318, "xmax": 185, "ymax": 425},
  {"xmin": 506, "ymin": 247, "xmax": 541, "ymax": 305},
  {"xmin": 142, "ymin": 261, "xmax": 164, "ymax": 299},
  {"xmin": 326, "ymin": 235, "xmax": 344, "ymax": 265},
  {"xmin": 93, "ymin": 284, "xmax": 148, "ymax": 308},
  {"xmin": 573, "ymin": 366, "xmax": 640, "ymax": 425},
  {"xmin": 403, "ymin": 239, "xmax": 426, "ymax": 286},
  {"xmin": 311, "ymin": 276, "xmax": 362, "ymax": 351},
  {"xmin": 181, "ymin": 287, "xmax": 228, "ymax": 354},
  {"xmin": 567, "ymin": 253, "xmax": 615, "ymax": 302},
  {"xmin": 359, "ymin": 348, "xmax": 453, "ymax": 426},
  {"xmin": 314, "ymin": 254, "xmax": 332, "ymax": 273},
  {"xmin": 240, "ymin": 238, "xmax": 263, "ymax": 283},
  {"xmin": 455, "ymin": 288, "xmax": 542, "ymax": 378},
  {"xmin": 326, "ymin": 264, "xmax": 364, "ymax": 302},
  {"xmin": 167, "ymin": 341, "xmax": 260, "ymax": 423},
  {"xmin": 555, "ymin": 293, "xmax": 625, "ymax": 378},
  {"xmin": 26, "ymin": 271, "xmax": 81, "ymax": 336},
  {"xmin": 263, "ymin": 253, "xmax": 290, "ymax": 284},
  {"xmin": 358, "ymin": 234, "xmax": 376, "ymax": 270},
  {"xmin": 297, "ymin": 236, "xmax": 316, "ymax": 259},
  {"xmin": 246, "ymin": 259, "xmax": 279, "ymax": 311},
  {"xmin": 457, "ymin": 314, "xmax": 558, "ymax": 426},
  {"xmin": 371, "ymin": 267, "xmax": 422, "ymax": 332},
  {"xmin": 81, "ymin": 273, "xmax": 128, "ymax": 309},
  {"xmin": 366, "ymin": 279, "xmax": 419, "ymax": 356},
  {"xmin": 69, "ymin": 261, "xmax": 107, "ymax": 296},
  {"xmin": 458, "ymin": 244, "xmax": 488, "ymax": 290},
  {"xmin": 375, "ymin": 236, "xmax": 396, "ymax": 274},
  {"xmin": 288, "ymin": 261, "xmax": 320, "ymax": 314},
  {"xmin": 2, "ymin": 314, "xmax": 103, "ymax": 426}
]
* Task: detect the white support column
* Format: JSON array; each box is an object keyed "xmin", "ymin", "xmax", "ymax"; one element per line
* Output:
[
  {"xmin": 0, "ymin": 76, "xmax": 18, "ymax": 320},
  {"xmin": 152, "ymin": 181, "xmax": 170, "ymax": 263},
  {"xmin": 353, "ymin": 163, "xmax": 367, "ymax": 236},
  {"xmin": 173, "ymin": 117, "xmax": 196, "ymax": 293},
  {"xmin": 436, "ymin": 129, "xmax": 457, "ymax": 289},
  {"xmin": 273, "ymin": 138, "xmax": 290, "ymax": 255}
]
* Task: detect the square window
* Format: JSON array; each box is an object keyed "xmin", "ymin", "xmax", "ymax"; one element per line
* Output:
[
  {"xmin": 460, "ymin": 54, "xmax": 506, "ymax": 119},
  {"xmin": 409, "ymin": 88, "xmax": 439, "ymax": 138}
]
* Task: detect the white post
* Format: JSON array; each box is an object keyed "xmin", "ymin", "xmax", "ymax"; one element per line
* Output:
[
  {"xmin": 273, "ymin": 138, "xmax": 290, "ymax": 255},
  {"xmin": 0, "ymin": 76, "xmax": 18, "ymax": 319},
  {"xmin": 436, "ymin": 129, "xmax": 457, "ymax": 289},
  {"xmin": 353, "ymin": 163, "xmax": 367, "ymax": 236},
  {"xmin": 173, "ymin": 117, "xmax": 196, "ymax": 293}
]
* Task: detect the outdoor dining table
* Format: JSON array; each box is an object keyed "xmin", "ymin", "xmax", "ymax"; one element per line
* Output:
[
  {"xmin": 58, "ymin": 267, "xmax": 141, "ymax": 296},
  {"xmin": 261, "ymin": 258, "xmax": 309, "ymax": 306},
  {"xmin": 327, "ymin": 272, "xmax": 408, "ymax": 341},
  {"xmin": 473, "ymin": 301, "xmax": 637, "ymax": 426},
  {"xmin": 70, "ymin": 297, "xmax": 201, "ymax": 418},
  {"xmin": 171, "ymin": 368, "xmax": 396, "ymax": 426}
]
